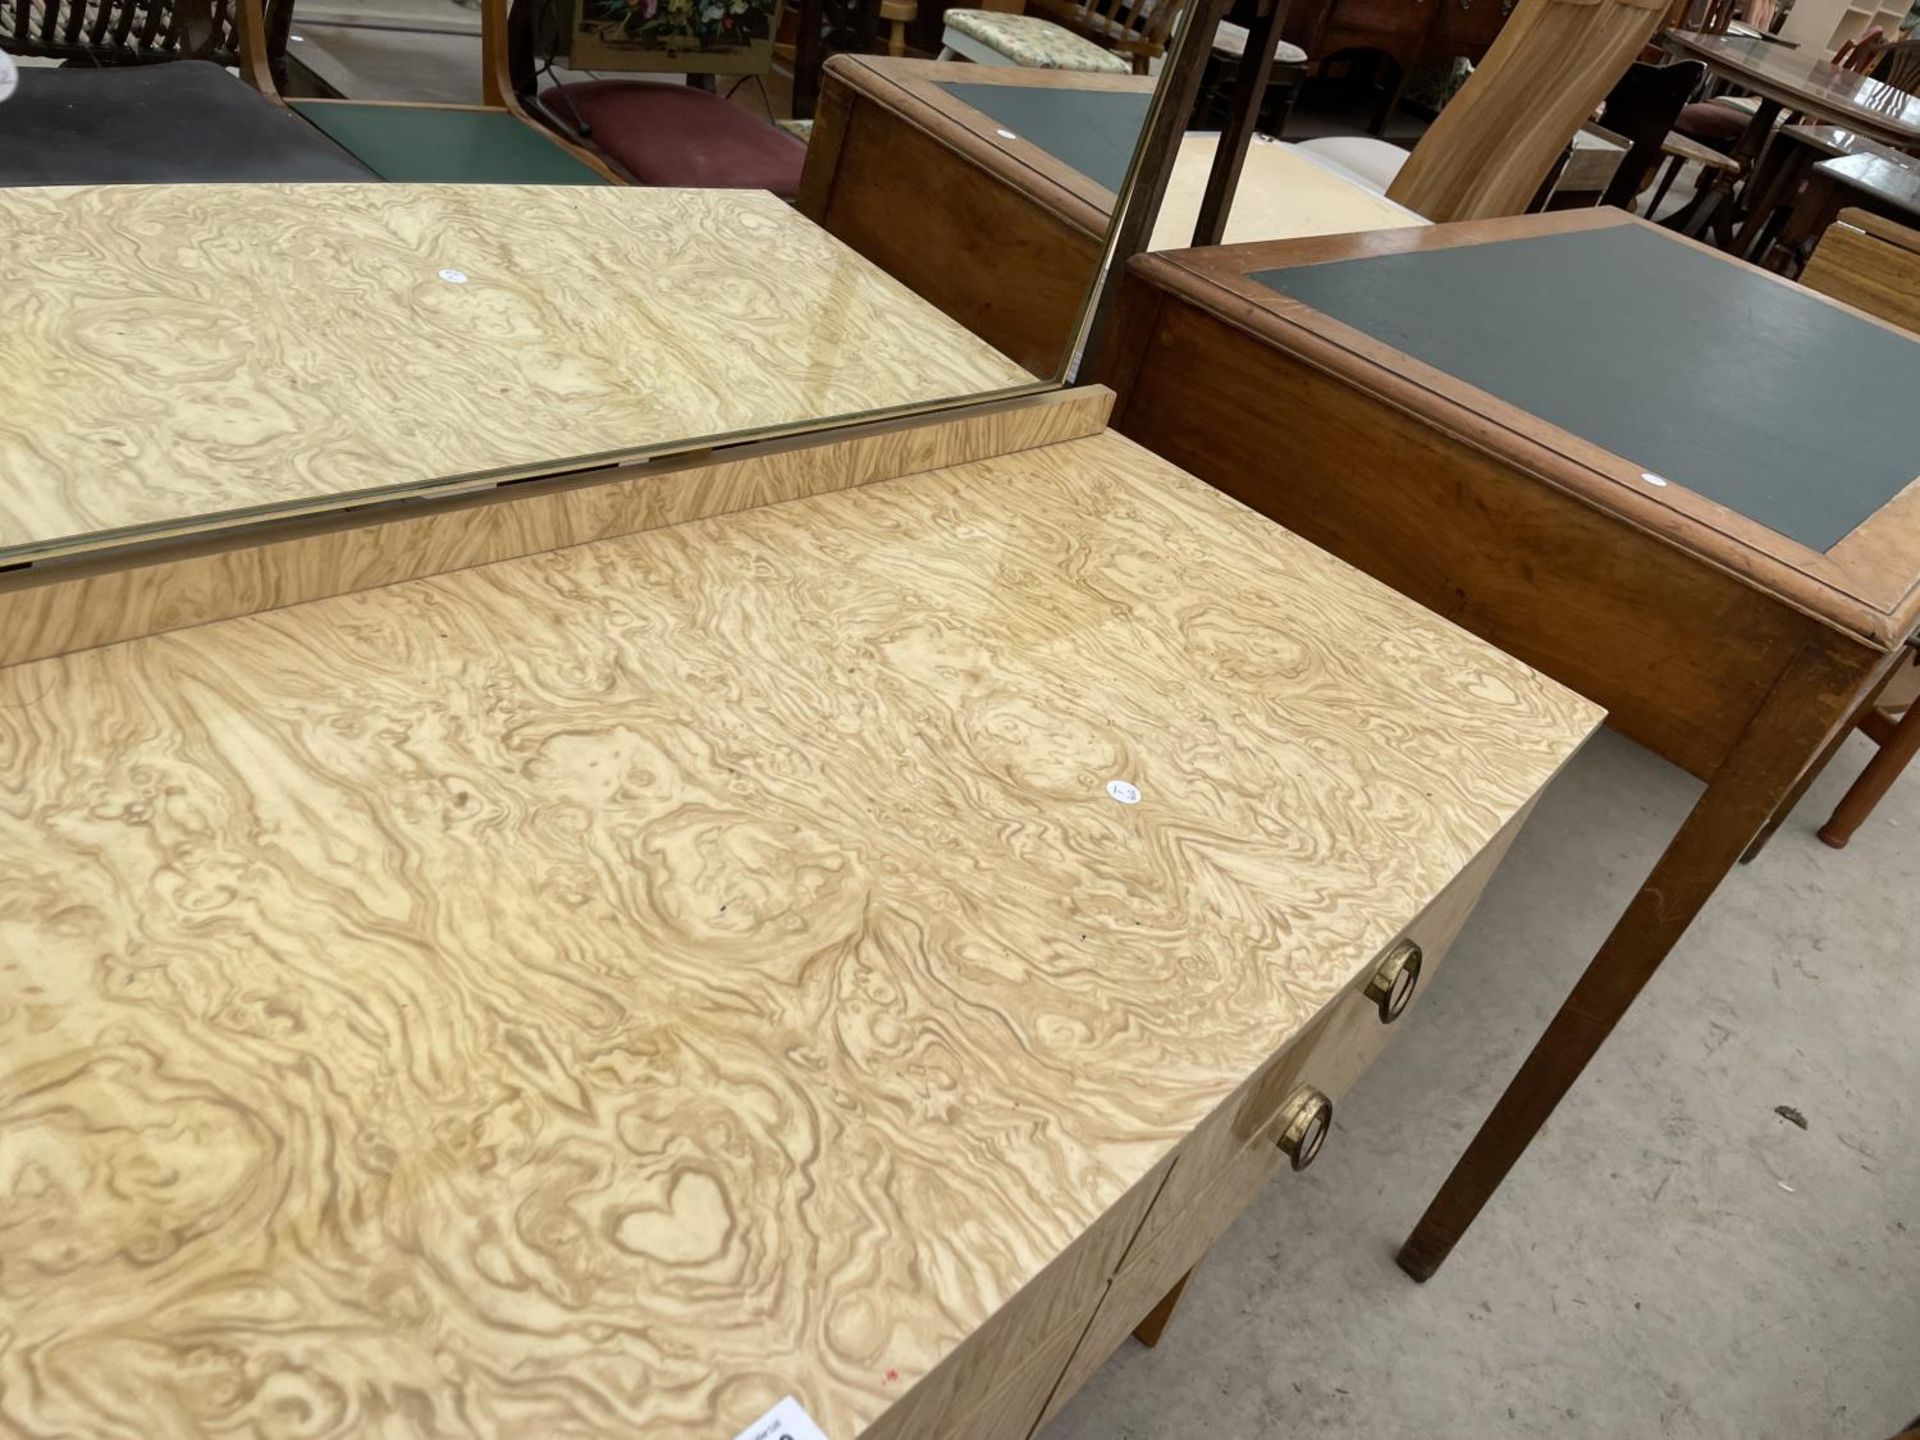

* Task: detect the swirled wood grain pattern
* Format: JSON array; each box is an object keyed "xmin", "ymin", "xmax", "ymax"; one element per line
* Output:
[
  {"xmin": 0, "ymin": 184, "xmax": 1033, "ymax": 562},
  {"xmin": 0, "ymin": 429, "xmax": 1600, "ymax": 1439},
  {"xmin": 0, "ymin": 387, "xmax": 1110, "ymax": 668}
]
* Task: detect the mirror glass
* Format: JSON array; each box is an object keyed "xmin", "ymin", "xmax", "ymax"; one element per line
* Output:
[{"xmin": 0, "ymin": 0, "xmax": 1202, "ymax": 566}]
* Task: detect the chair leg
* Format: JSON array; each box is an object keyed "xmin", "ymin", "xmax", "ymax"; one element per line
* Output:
[
  {"xmin": 1818, "ymin": 701, "xmax": 1920, "ymax": 849},
  {"xmin": 1647, "ymin": 154, "xmax": 1685, "ymax": 220}
]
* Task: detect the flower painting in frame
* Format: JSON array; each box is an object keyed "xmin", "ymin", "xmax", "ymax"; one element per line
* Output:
[{"xmin": 569, "ymin": 0, "xmax": 775, "ymax": 73}]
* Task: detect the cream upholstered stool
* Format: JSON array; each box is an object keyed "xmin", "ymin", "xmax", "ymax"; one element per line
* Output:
[{"xmin": 939, "ymin": 9, "xmax": 1131, "ymax": 71}]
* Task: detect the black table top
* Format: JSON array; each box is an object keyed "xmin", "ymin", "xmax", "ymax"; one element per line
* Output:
[
  {"xmin": 0, "ymin": 60, "xmax": 373, "ymax": 186},
  {"xmin": 1251, "ymin": 223, "xmax": 1920, "ymax": 553},
  {"xmin": 934, "ymin": 81, "xmax": 1149, "ymax": 195}
]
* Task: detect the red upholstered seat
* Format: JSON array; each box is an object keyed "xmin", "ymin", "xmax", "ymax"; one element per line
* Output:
[
  {"xmin": 1673, "ymin": 99, "xmax": 1748, "ymax": 149},
  {"xmin": 544, "ymin": 81, "xmax": 806, "ymax": 196}
]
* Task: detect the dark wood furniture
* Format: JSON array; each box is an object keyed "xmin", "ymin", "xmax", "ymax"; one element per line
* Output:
[
  {"xmin": 1662, "ymin": 29, "xmax": 1920, "ymax": 242},
  {"xmin": 1597, "ymin": 58, "xmax": 1709, "ymax": 207},
  {"xmin": 799, "ymin": 58, "xmax": 1155, "ymax": 375},
  {"xmin": 1092, "ymin": 208, "xmax": 1920, "ymax": 1278},
  {"xmin": 1282, "ymin": 0, "xmax": 1518, "ymax": 132},
  {"xmin": 2, "ymin": 0, "xmax": 290, "ymax": 84},
  {"xmin": 1771, "ymin": 151, "xmax": 1920, "ymax": 268}
]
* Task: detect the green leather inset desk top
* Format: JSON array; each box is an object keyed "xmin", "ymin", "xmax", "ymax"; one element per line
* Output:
[
  {"xmin": 292, "ymin": 103, "xmax": 609, "ymax": 185},
  {"xmin": 1251, "ymin": 223, "xmax": 1920, "ymax": 553},
  {"xmin": 935, "ymin": 82, "xmax": 1150, "ymax": 195}
]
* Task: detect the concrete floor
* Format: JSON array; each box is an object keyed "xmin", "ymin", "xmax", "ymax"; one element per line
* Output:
[{"xmin": 1044, "ymin": 727, "xmax": 1919, "ymax": 1440}]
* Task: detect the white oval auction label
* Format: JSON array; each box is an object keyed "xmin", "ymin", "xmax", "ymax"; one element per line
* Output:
[{"xmin": 1106, "ymin": 779, "xmax": 1141, "ymax": 805}]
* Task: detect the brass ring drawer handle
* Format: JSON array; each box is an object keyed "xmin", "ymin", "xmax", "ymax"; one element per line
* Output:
[
  {"xmin": 1364, "ymin": 939, "xmax": 1423, "ymax": 1024},
  {"xmin": 1275, "ymin": 1086, "xmax": 1333, "ymax": 1171}
]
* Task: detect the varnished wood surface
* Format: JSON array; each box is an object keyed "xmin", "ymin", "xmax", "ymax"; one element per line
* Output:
[
  {"xmin": 0, "ymin": 427, "xmax": 1599, "ymax": 1439},
  {"xmin": 798, "ymin": 58, "xmax": 1146, "ymax": 376},
  {"xmin": 1128, "ymin": 210, "xmax": 1920, "ymax": 651},
  {"xmin": 0, "ymin": 387, "xmax": 1112, "ymax": 668},
  {"xmin": 1800, "ymin": 208, "xmax": 1920, "ymax": 333},
  {"xmin": 1665, "ymin": 29, "xmax": 1920, "ymax": 148},
  {"xmin": 0, "ymin": 184, "xmax": 1033, "ymax": 563}
]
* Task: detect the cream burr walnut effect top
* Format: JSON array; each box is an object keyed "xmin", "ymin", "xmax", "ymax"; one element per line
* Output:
[{"xmin": 0, "ymin": 429, "xmax": 1600, "ymax": 1437}]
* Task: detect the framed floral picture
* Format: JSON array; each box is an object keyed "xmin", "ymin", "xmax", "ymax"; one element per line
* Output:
[{"xmin": 568, "ymin": 0, "xmax": 777, "ymax": 73}]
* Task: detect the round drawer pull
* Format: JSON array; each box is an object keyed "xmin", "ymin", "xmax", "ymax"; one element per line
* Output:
[
  {"xmin": 1275, "ymin": 1086, "xmax": 1333, "ymax": 1171},
  {"xmin": 1364, "ymin": 939, "xmax": 1423, "ymax": 1024}
]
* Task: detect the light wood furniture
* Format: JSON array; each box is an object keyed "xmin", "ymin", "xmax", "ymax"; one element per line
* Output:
[
  {"xmin": 1149, "ymin": 133, "xmax": 1427, "ymax": 248},
  {"xmin": 276, "ymin": 0, "xmax": 619, "ymax": 183},
  {"xmin": 1093, "ymin": 208, "xmax": 1920, "ymax": 1278},
  {"xmin": 1800, "ymin": 205, "xmax": 1920, "ymax": 328},
  {"xmin": 0, "ymin": 183, "xmax": 1032, "ymax": 564},
  {"xmin": 0, "ymin": 361, "xmax": 1600, "ymax": 1438},
  {"xmin": 1799, "ymin": 209, "xmax": 1920, "ymax": 848},
  {"xmin": 1383, "ymin": 0, "xmax": 1671, "ymax": 220}
]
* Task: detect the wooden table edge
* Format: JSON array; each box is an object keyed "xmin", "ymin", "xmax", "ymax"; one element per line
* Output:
[
  {"xmin": 1127, "ymin": 230, "xmax": 1918, "ymax": 652},
  {"xmin": 818, "ymin": 55, "xmax": 1141, "ymax": 236}
]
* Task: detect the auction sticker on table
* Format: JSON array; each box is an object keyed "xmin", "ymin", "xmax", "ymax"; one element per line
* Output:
[{"xmin": 732, "ymin": 1396, "xmax": 829, "ymax": 1440}]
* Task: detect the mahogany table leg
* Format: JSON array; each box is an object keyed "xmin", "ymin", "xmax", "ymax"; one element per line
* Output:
[
  {"xmin": 1397, "ymin": 644, "xmax": 1861, "ymax": 1281},
  {"xmin": 1133, "ymin": 1268, "xmax": 1195, "ymax": 1347}
]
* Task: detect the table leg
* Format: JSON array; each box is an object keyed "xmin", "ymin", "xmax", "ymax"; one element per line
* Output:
[
  {"xmin": 1731, "ymin": 135, "xmax": 1811, "ymax": 262},
  {"xmin": 792, "ymin": 0, "xmax": 825, "ymax": 119},
  {"xmin": 1133, "ymin": 1269, "xmax": 1194, "ymax": 1347},
  {"xmin": 1396, "ymin": 643, "xmax": 1859, "ymax": 1282}
]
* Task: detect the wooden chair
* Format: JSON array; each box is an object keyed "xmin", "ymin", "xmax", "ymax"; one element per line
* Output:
[
  {"xmin": 1196, "ymin": 19, "xmax": 1310, "ymax": 136},
  {"xmin": 1871, "ymin": 34, "xmax": 1920, "ymax": 92},
  {"xmin": 273, "ymin": 0, "xmax": 617, "ymax": 183},
  {"xmin": 1024, "ymin": 0, "xmax": 1187, "ymax": 73},
  {"xmin": 1288, "ymin": 0, "xmax": 1669, "ymax": 221},
  {"xmin": 936, "ymin": 9, "xmax": 1132, "ymax": 71},
  {"xmin": 1384, "ymin": 0, "xmax": 1671, "ymax": 220},
  {"xmin": 1594, "ymin": 58, "xmax": 1709, "ymax": 208},
  {"xmin": 509, "ymin": 0, "xmax": 807, "ymax": 195},
  {"xmin": 2, "ymin": 0, "xmax": 289, "ymax": 85},
  {"xmin": 0, "ymin": 0, "xmax": 376, "ymax": 184},
  {"xmin": 1788, "ymin": 210, "xmax": 1920, "ymax": 847}
]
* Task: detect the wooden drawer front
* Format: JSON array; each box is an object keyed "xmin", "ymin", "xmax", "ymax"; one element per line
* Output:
[
  {"xmin": 928, "ymin": 1313, "xmax": 1091, "ymax": 1440},
  {"xmin": 859, "ymin": 1151, "xmax": 1171, "ymax": 1440},
  {"xmin": 1039, "ymin": 1120, "xmax": 1290, "ymax": 1430},
  {"xmin": 1135, "ymin": 801, "xmax": 1529, "ymax": 1253}
]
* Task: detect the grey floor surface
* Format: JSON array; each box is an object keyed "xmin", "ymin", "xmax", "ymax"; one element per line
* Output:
[{"xmin": 1043, "ymin": 727, "xmax": 1918, "ymax": 1440}]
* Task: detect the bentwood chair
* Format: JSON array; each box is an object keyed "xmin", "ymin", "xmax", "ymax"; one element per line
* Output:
[{"xmin": 277, "ymin": 0, "xmax": 617, "ymax": 183}]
